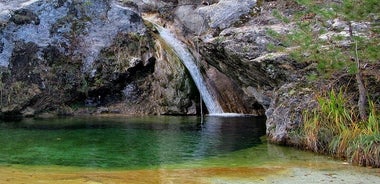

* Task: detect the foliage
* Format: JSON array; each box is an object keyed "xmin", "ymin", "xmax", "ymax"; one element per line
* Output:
[{"xmin": 301, "ymin": 89, "xmax": 380, "ymax": 167}]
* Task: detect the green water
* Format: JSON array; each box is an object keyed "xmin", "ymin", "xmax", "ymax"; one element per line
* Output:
[
  {"xmin": 2, "ymin": 116, "xmax": 380, "ymax": 183},
  {"xmin": 0, "ymin": 116, "xmax": 268, "ymax": 169}
]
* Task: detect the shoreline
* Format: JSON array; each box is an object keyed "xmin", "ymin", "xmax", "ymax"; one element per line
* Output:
[{"xmin": 1, "ymin": 160, "xmax": 379, "ymax": 184}]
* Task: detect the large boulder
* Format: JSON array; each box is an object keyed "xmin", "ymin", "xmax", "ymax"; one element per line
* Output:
[
  {"xmin": 265, "ymin": 82, "xmax": 318, "ymax": 144},
  {"xmin": 173, "ymin": 0, "xmax": 257, "ymax": 34}
]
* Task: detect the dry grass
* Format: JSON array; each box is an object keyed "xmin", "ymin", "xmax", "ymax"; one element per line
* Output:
[{"xmin": 299, "ymin": 90, "xmax": 380, "ymax": 167}]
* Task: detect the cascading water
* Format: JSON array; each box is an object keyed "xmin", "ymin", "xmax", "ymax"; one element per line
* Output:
[{"xmin": 153, "ymin": 24, "xmax": 224, "ymax": 115}]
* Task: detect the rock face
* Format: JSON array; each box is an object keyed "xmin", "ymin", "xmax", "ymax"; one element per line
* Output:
[
  {"xmin": 0, "ymin": 0, "xmax": 198, "ymax": 118},
  {"xmin": 141, "ymin": 0, "xmax": 268, "ymax": 115},
  {"xmin": 265, "ymin": 83, "xmax": 318, "ymax": 144},
  {"xmin": 157, "ymin": 0, "xmax": 379, "ymax": 145},
  {"xmin": 136, "ymin": 0, "xmax": 301, "ymax": 116},
  {"xmin": 131, "ymin": 0, "xmax": 368, "ymax": 144}
]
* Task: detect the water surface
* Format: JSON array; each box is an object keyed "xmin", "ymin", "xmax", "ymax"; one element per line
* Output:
[
  {"xmin": 0, "ymin": 116, "xmax": 265, "ymax": 169},
  {"xmin": 0, "ymin": 116, "xmax": 379, "ymax": 183}
]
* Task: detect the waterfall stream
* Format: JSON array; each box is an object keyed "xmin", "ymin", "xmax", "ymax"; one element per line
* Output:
[{"xmin": 153, "ymin": 24, "xmax": 224, "ymax": 115}]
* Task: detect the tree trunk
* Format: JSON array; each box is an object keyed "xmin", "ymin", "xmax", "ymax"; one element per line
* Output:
[
  {"xmin": 349, "ymin": 22, "xmax": 368, "ymax": 121},
  {"xmin": 354, "ymin": 41, "xmax": 368, "ymax": 120},
  {"xmin": 356, "ymin": 71, "xmax": 368, "ymax": 120}
]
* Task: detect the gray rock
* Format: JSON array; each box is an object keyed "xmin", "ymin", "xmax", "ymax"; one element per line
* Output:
[
  {"xmin": 197, "ymin": 0, "xmax": 257, "ymax": 29},
  {"xmin": 172, "ymin": 0, "xmax": 257, "ymax": 34},
  {"xmin": 266, "ymin": 83, "xmax": 317, "ymax": 144},
  {"xmin": 0, "ymin": 0, "xmax": 198, "ymax": 118},
  {"xmin": 0, "ymin": 0, "xmax": 145, "ymax": 68},
  {"xmin": 175, "ymin": 5, "xmax": 206, "ymax": 34}
]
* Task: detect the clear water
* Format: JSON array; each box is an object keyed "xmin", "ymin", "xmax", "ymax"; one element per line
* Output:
[
  {"xmin": 0, "ymin": 116, "xmax": 265, "ymax": 169},
  {"xmin": 1, "ymin": 116, "xmax": 379, "ymax": 183}
]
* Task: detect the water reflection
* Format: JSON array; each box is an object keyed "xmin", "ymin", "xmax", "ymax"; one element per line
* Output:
[
  {"xmin": 193, "ymin": 116, "xmax": 266, "ymax": 158},
  {"xmin": 0, "ymin": 116, "xmax": 266, "ymax": 169}
]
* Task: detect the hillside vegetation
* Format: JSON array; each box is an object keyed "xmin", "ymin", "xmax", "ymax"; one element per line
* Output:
[{"xmin": 269, "ymin": 0, "xmax": 380, "ymax": 167}]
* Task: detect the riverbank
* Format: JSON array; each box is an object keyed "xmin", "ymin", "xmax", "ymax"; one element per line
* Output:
[
  {"xmin": 285, "ymin": 89, "xmax": 380, "ymax": 168},
  {"xmin": 1, "ymin": 156, "xmax": 379, "ymax": 184}
]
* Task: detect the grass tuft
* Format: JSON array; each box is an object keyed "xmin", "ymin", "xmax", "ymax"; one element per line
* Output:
[{"xmin": 299, "ymin": 89, "xmax": 380, "ymax": 167}]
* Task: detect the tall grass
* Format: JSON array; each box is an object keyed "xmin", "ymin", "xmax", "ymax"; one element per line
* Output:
[{"xmin": 301, "ymin": 89, "xmax": 380, "ymax": 167}]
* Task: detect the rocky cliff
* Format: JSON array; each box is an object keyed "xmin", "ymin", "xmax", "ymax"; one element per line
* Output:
[{"xmin": 0, "ymin": 0, "xmax": 198, "ymax": 118}]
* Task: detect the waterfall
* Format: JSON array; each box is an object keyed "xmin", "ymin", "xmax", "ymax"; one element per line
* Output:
[{"xmin": 153, "ymin": 25, "xmax": 224, "ymax": 114}]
